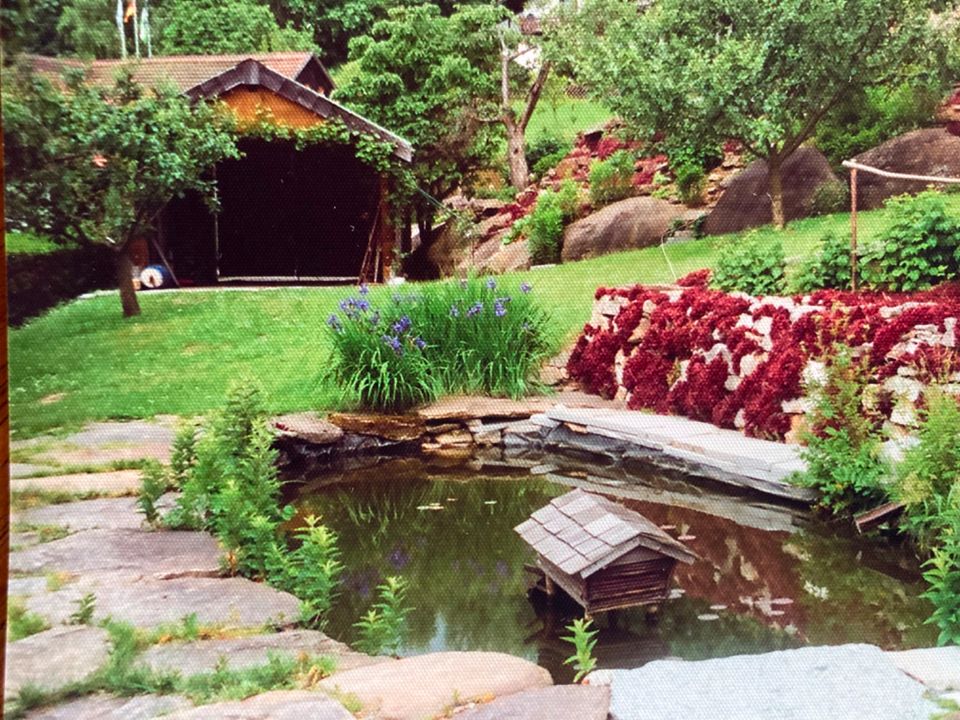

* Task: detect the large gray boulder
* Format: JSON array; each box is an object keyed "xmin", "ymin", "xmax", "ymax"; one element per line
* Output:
[
  {"xmin": 851, "ymin": 128, "xmax": 960, "ymax": 210},
  {"xmin": 562, "ymin": 197, "xmax": 692, "ymax": 262},
  {"xmin": 703, "ymin": 147, "xmax": 841, "ymax": 235}
]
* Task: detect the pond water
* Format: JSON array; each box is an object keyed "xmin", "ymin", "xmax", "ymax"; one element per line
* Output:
[{"xmin": 290, "ymin": 456, "xmax": 936, "ymax": 682}]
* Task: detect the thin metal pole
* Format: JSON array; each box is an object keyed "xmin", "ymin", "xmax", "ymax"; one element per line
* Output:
[{"xmin": 850, "ymin": 167, "xmax": 858, "ymax": 292}]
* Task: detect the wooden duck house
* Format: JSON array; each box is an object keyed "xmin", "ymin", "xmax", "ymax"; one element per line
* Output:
[{"xmin": 515, "ymin": 489, "xmax": 696, "ymax": 615}]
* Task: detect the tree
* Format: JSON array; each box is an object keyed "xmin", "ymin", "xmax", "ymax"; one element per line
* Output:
[
  {"xmin": 570, "ymin": 0, "xmax": 954, "ymax": 229},
  {"xmin": 4, "ymin": 67, "xmax": 239, "ymax": 317},
  {"xmin": 156, "ymin": 0, "xmax": 315, "ymax": 55},
  {"xmin": 336, "ymin": 3, "xmax": 505, "ymax": 242},
  {"xmin": 57, "ymin": 0, "xmax": 123, "ymax": 58}
]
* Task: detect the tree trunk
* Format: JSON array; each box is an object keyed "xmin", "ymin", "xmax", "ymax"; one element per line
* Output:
[
  {"xmin": 506, "ymin": 119, "xmax": 530, "ymax": 191},
  {"xmin": 767, "ymin": 157, "xmax": 787, "ymax": 230},
  {"xmin": 768, "ymin": 156, "xmax": 786, "ymax": 230},
  {"xmin": 115, "ymin": 243, "xmax": 141, "ymax": 317}
]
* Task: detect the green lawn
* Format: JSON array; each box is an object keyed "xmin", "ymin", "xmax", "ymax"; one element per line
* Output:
[
  {"xmin": 524, "ymin": 97, "xmax": 614, "ymax": 145},
  {"xmin": 6, "ymin": 231, "xmax": 64, "ymax": 256},
  {"xmin": 11, "ymin": 198, "xmax": 958, "ymax": 438}
]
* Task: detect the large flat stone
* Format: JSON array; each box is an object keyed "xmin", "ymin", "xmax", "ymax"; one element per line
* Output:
[
  {"xmin": 9, "ymin": 528, "xmax": 221, "ymax": 578},
  {"xmin": 887, "ymin": 647, "xmax": 960, "ymax": 691},
  {"xmin": 11, "ymin": 470, "xmax": 143, "ymax": 495},
  {"xmin": 164, "ymin": 690, "xmax": 353, "ymax": 720},
  {"xmin": 30, "ymin": 420, "xmax": 176, "ymax": 467},
  {"xmin": 418, "ymin": 396, "xmax": 555, "ymax": 423},
  {"xmin": 273, "ymin": 413, "xmax": 344, "ymax": 446},
  {"xmin": 138, "ymin": 630, "xmax": 388, "ymax": 676},
  {"xmin": 6, "ymin": 626, "xmax": 111, "ymax": 700},
  {"xmin": 26, "ymin": 575, "xmax": 302, "ymax": 629},
  {"xmin": 325, "ymin": 413, "xmax": 425, "ymax": 441},
  {"xmin": 317, "ymin": 651, "xmax": 551, "ymax": 720},
  {"xmin": 14, "ymin": 496, "xmax": 173, "ymax": 533},
  {"xmin": 607, "ymin": 644, "xmax": 937, "ymax": 720},
  {"xmin": 668, "ymin": 431, "xmax": 804, "ymax": 474},
  {"xmin": 456, "ymin": 684, "xmax": 610, "ymax": 720},
  {"xmin": 26, "ymin": 693, "xmax": 193, "ymax": 719}
]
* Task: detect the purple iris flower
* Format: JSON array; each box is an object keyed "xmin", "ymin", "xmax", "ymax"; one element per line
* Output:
[
  {"xmin": 467, "ymin": 302, "xmax": 483, "ymax": 318},
  {"xmin": 358, "ymin": 283, "xmax": 370, "ymax": 295},
  {"xmin": 382, "ymin": 335, "xmax": 403, "ymax": 354},
  {"xmin": 494, "ymin": 300, "xmax": 507, "ymax": 317},
  {"xmin": 413, "ymin": 336, "xmax": 427, "ymax": 350},
  {"xmin": 520, "ymin": 282, "xmax": 532, "ymax": 294},
  {"xmin": 327, "ymin": 314, "xmax": 341, "ymax": 330},
  {"xmin": 356, "ymin": 298, "xmax": 370, "ymax": 312},
  {"xmin": 486, "ymin": 278, "xmax": 497, "ymax": 290},
  {"xmin": 369, "ymin": 311, "xmax": 380, "ymax": 326},
  {"xmin": 392, "ymin": 315, "xmax": 412, "ymax": 334},
  {"xmin": 450, "ymin": 305, "xmax": 460, "ymax": 318}
]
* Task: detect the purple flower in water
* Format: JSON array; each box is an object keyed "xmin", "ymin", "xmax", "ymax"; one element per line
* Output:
[
  {"xmin": 392, "ymin": 315, "xmax": 412, "ymax": 334},
  {"xmin": 327, "ymin": 314, "xmax": 341, "ymax": 330},
  {"xmin": 486, "ymin": 277, "xmax": 497, "ymax": 290},
  {"xmin": 520, "ymin": 282, "xmax": 532, "ymax": 294},
  {"xmin": 494, "ymin": 299, "xmax": 507, "ymax": 317},
  {"xmin": 413, "ymin": 336, "xmax": 427, "ymax": 350},
  {"xmin": 382, "ymin": 334, "xmax": 403, "ymax": 354},
  {"xmin": 450, "ymin": 304, "xmax": 460, "ymax": 318},
  {"xmin": 358, "ymin": 283, "xmax": 370, "ymax": 296},
  {"xmin": 467, "ymin": 302, "xmax": 484, "ymax": 318}
]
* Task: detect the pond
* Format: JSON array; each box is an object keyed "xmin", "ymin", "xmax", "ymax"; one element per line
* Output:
[{"xmin": 289, "ymin": 455, "xmax": 936, "ymax": 682}]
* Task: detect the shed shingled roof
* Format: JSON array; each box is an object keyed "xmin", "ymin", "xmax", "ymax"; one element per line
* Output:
[
  {"xmin": 515, "ymin": 489, "xmax": 696, "ymax": 578},
  {"xmin": 27, "ymin": 52, "xmax": 334, "ymax": 95}
]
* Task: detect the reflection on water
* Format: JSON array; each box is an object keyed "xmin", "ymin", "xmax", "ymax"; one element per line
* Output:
[{"xmin": 292, "ymin": 459, "xmax": 935, "ymax": 682}]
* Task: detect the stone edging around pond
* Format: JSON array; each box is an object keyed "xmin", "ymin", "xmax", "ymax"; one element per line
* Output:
[{"xmin": 273, "ymin": 396, "xmax": 816, "ymax": 504}]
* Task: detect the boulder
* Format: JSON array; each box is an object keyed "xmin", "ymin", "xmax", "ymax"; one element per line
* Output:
[
  {"xmin": 456, "ymin": 685, "xmax": 611, "ymax": 720},
  {"xmin": 25, "ymin": 694, "xmax": 193, "ymax": 720},
  {"xmin": 852, "ymin": 128, "xmax": 960, "ymax": 210},
  {"xmin": 562, "ymin": 197, "xmax": 691, "ymax": 262},
  {"xmin": 703, "ymin": 147, "xmax": 841, "ymax": 235},
  {"xmin": 482, "ymin": 239, "xmax": 532, "ymax": 273},
  {"xmin": 273, "ymin": 413, "xmax": 344, "ymax": 446},
  {"xmin": 326, "ymin": 413, "xmax": 425, "ymax": 442},
  {"xmin": 164, "ymin": 691, "xmax": 353, "ymax": 720}
]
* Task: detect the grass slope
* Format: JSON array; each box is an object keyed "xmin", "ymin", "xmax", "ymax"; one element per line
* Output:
[{"xmin": 11, "ymin": 199, "xmax": 959, "ymax": 438}]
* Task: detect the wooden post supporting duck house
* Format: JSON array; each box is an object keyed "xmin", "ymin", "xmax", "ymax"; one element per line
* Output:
[{"xmin": 515, "ymin": 489, "xmax": 696, "ymax": 615}]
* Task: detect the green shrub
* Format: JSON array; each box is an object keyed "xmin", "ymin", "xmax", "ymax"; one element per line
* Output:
[
  {"xmin": 861, "ymin": 191, "xmax": 960, "ymax": 292},
  {"xmin": 589, "ymin": 150, "xmax": 635, "ymax": 206},
  {"xmin": 8, "ymin": 597, "xmax": 49, "ymax": 641},
  {"xmin": 790, "ymin": 232, "xmax": 854, "ymax": 293},
  {"xmin": 526, "ymin": 135, "xmax": 568, "ymax": 173},
  {"xmin": 137, "ymin": 461, "xmax": 169, "ymax": 527},
  {"xmin": 555, "ymin": 179, "xmax": 582, "ymax": 221},
  {"xmin": 527, "ymin": 191, "xmax": 565, "ymax": 265},
  {"xmin": 353, "ymin": 576, "xmax": 411, "ymax": 656},
  {"xmin": 796, "ymin": 351, "xmax": 888, "ymax": 514},
  {"xmin": 272, "ymin": 516, "xmax": 344, "ymax": 628},
  {"xmin": 811, "ymin": 181, "xmax": 850, "ymax": 216},
  {"xmin": 169, "ymin": 420, "xmax": 198, "ymax": 487},
  {"xmin": 326, "ymin": 278, "xmax": 553, "ymax": 410},
  {"xmin": 711, "ymin": 234, "xmax": 786, "ymax": 296},
  {"xmin": 922, "ymin": 508, "xmax": 960, "ymax": 647},
  {"xmin": 562, "ymin": 617, "xmax": 598, "ymax": 682},
  {"xmin": 674, "ymin": 161, "xmax": 706, "ymax": 205}
]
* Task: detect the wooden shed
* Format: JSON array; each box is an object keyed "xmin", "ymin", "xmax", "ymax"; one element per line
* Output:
[
  {"xmin": 515, "ymin": 489, "xmax": 696, "ymax": 615},
  {"xmin": 31, "ymin": 52, "xmax": 412, "ymax": 285}
]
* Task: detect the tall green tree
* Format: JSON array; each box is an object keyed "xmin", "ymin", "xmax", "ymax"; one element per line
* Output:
[
  {"xmin": 156, "ymin": 0, "xmax": 314, "ymax": 55},
  {"xmin": 569, "ymin": 0, "xmax": 955, "ymax": 228},
  {"xmin": 56, "ymin": 0, "xmax": 122, "ymax": 58},
  {"xmin": 4, "ymin": 67, "xmax": 239, "ymax": 317}
]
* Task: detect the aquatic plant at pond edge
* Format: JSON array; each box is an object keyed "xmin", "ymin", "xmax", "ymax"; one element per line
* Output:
[
  {"xmin": 325, "ymin": 278, "xmax": 554, "ymax": 410},
  {"xmin": 563, "ymin": 617, "xmax": 598, "ymax": 682},
  {"xmin": 353, "ymin": 576, "xmax": 412, "ymax": 656}
]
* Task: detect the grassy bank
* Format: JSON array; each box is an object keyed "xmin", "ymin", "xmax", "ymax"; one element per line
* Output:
[{"xmin": 11, "ymin": 198, "xmax": 958, "ymax": 438}]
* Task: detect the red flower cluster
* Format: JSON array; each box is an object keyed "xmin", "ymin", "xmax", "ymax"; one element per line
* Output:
[
  {"xmin": 676, "ymin": 269, "xmax": 712, "ymax": 288},
  {"xmin": 567, "ymin": 284, "xmax": 960, "ymax": 439}
]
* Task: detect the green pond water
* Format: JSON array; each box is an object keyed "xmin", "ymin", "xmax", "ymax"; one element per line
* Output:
[{"xmin": 290, "ymin": 458, "xmax": 936, "ymax": 682}]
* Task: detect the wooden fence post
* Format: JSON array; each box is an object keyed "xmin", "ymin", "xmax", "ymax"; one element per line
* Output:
[{"xmin": 850, "ymin": 167, "xmax": 858, "ymax": 292}]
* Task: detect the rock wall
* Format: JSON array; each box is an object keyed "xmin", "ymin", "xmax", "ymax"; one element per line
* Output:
[{"xmin": 567, "ymin": 275, "xmax": 960, "ymax": 441}]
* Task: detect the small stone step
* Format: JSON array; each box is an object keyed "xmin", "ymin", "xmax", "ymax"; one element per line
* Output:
[
  {"xmin": 6, "ymin": 626, "xmax": 111, "ymax": 701},
  {"xmin": 25, "ymin": 693, "xmax": 192, "ymax": 719},
  {"xmin": 456, "ymin": 684, "xmax": 611, "ymax": 720},
  {"xmin": 163, "ymin": 690, "xmax": 353, "ymax": 719},
  {"xmin": 12, "ymin": 470, "xmax": 143, "ymax": 495}
]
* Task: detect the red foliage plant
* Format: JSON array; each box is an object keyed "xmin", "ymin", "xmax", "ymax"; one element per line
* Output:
[{"xmin": 567, "ymin": 284, "xmax": 960, "ymax": 439}]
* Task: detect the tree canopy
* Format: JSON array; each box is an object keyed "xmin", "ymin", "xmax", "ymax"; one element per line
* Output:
[
  {"xmin": 568, "ymin": 0, "xmax": 955, "ymax": 227},
  {"xmin": 4, "ymin": 67, "xmax": 239, "ymax": 316}
]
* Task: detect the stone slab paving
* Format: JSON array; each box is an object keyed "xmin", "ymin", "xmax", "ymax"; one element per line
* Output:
[
  {"xmin": 26, "ymin": 575, "xmax": 302, "ymax": 629},
  {"xmin": 543, "ymin": 406, "xmax": 814, "ymax": 501},
  {"xmin": 6, "ymin": 626, "xmax": 111, "ymax": 701},
  {"xmin": 14, "ymin": 496, "xmax": 174, "ymax": 533},
  {"xmin": 11, "ymin": 470, "xmax": 144, "ymax": 495},
  {"xmin": 138, "ymin": 630, "xmax": 391, "ymax": 677},
  {"xmin": 602, "ymin": 645, "xmax": 939, "ymax": 720},
  {"xmin": 316, "ymin": 651, "xmax": 552, "ymax": 720},
  {"xmin": 25, "ymin": 419, "xmax": 176, "ymax": 467},
  {"xmin": 9, "ymin": 528, "xmax": 222, "ymax": 578},
  {"xmin": 164, "ymin": 690, "xmax": 354, "ymax": 720},
  {"xmin": 455, "ymin": 684, "xmax": 611, "ymax": 720},
  {"xmin": 887, "ymin": 647, "xmax": 960, "ymax": 691},
  {"xmin": 26, "ymin": 694, "xmax": 193, "ymax": 719}
]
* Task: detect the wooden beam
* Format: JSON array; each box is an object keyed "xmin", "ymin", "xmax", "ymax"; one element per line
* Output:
[
  {"xmin": 854, "ymin": 501, "xmax": 905, "ymax": 534},
  {"xmin": 841, "ymin": 160, "xmax": 960, "ymax": 185}
]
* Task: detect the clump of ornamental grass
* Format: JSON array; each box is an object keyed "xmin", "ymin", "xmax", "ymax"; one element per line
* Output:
[{"xmin": 325, "ymin": 278, "xmax": 554, "ymax": 410}]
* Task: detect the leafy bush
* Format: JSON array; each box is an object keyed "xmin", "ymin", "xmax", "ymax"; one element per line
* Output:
[
  {"xmin": 811, "ymin": 180, "xmax": 850, "ymax": 216},
  {"xmin": 274, "ymin": 516, "xmax": 344, "ymax": 628},
  {"xmin": 711, "ymin": 234, "xmax": 786, "ymax": 296},
  {"xmin": 527, "ymin": 191, "xmax": 565, "ymax": 265},
  {"xmin": 797, "ymin": 351, "xmax": 888, "ymax": 514},
  {"xmin": 790, "ymin": 232, "xmax": 854, "ymax": 293},
  {"xmin": 527, "ymin": 134, "xmax": 571, "ymax": 179},
  {"xmin": 562, "ymin": 617, "xmax": 598, "ymax": 682},
  {"xmin": 326, "ymin": 278, "xmax": 553, "ymax": 410},
  {"xmin": 555, "ymin": 179, "xmax": 582, "ymax": 220},
  {"xmin": 589, "ymin": 150, "xmax": 635, "ymax": 206},
  {"xmin": 923, "ymin": 510, "xmax": 960, "ymax": 647},
  {"xmin": 353, "ymin": 576, "xmax": 412, "ymax": 656},
  {"xmin": 137, "ymin": 461, "xmax": 169, "ymax": 527},
  {"xmin": 674, "ymin": 161, "xmax": 706, "ymax": 205},
  {"xmin": 169, "ymin": 421, "xmax": 198, "ymax": 487},
  {"xmin": 861, "ymin": 191, "xmax": 960, "ymax": 292}
]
